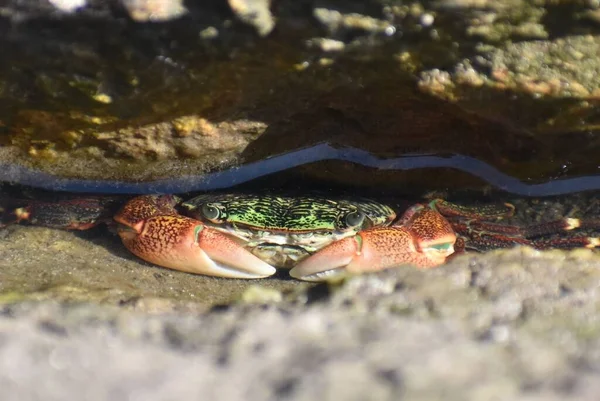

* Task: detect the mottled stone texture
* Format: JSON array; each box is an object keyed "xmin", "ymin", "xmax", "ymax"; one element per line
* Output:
[
  {"xmin": 3, "ymin": 246, "xmax": 600, "ymax": 401},
  {"xmin": 1, "ymin": 0, "xmax": 599, "ymax": 190}
]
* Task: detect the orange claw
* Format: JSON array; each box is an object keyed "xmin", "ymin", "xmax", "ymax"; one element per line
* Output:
[
  {"xmin": 115, "ymin": 196, "xmax": 276, "ymax": 279},
  {"xmin": 289, "ymin": 204, "xmax": 457, "ymax": 282}
]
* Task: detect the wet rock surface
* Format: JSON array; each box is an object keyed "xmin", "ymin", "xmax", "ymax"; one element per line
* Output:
[
  {"xmin": 3, "ymin": 247, "xmax": 600, "ymax": 400},
  {"xmin": 0, "ymin": 224, "xmax": 299, "ymax": 312},
  {"xmin": 1, "ymin": 0, "xmax": 600, "ymax": 191}
]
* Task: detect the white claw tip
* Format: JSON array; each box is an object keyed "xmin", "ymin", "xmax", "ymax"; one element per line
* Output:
[
  {"xmin": 565, "ymin": 218, "xmax": 581, "ymax": 230},
  {"xmin": 586, "ymin": 238, "xmax": 600, "ymax": 248}
]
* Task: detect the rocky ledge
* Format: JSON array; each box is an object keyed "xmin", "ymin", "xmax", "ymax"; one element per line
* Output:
[
  {"xmin": 3, "ymin": 246, "xmax": 600, "ymax": 401},
  {"xmin": 2, "ymin": 0, "xmax": 600, "ymax": 191}
]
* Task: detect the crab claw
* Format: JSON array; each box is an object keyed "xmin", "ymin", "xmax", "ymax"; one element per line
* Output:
[
  {"xmin": 289, "ymin": 205, "xmax": 456, "ymax": 282},
  {"xmin": 115, "ymin": 196, "xmax": 276, "ymax": 279}
]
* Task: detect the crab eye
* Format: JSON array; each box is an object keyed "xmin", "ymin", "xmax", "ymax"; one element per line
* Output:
[
  {"xmin": 201, "ymin": 204, "xmax": 221, "ymax": 221},
  {"xmin": 344, "ymin": 210, "xmax": 365, "ymax": 228}
]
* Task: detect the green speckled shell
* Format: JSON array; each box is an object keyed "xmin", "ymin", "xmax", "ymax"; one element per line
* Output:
[{"xmin": 181, "ymin": 193, "xmax": 395, "ymax": 232}]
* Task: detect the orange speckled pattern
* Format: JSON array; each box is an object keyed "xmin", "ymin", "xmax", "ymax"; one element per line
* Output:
[
  {"xmin": 290, "ymin": 225, "xmax": 444, "ymax": 279},
  {"xmin": 114, "ymin": 195, "xmax": 179, "ymax": 228},
  {"xmin": 126, "ymin": 216, "xmax": 197, "ymax": 255},
  {"xmin": 290, "ymin": 207, "xmax": 457, "ymax": 280},
  {"xmin": 116, "ymin": 202, "xmax": 276, "ymax": 278},
  {"xmin": 348, "ymin": 226, "xmax": 440, "ymax": 272},
  {"xmin": 403, "ymin": 207, "xmax": 455, "ymax": 244},
  {"xmin": 119, "ymin": 214, "xmax": 201, "ymax": 272}
]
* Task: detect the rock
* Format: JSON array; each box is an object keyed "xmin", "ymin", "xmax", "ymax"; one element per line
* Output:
[
  {"xmin": 3, "ymin": 246, "xmax": 600, "ymax": 400},
  {"xmin": 1, "ymin": 0, "xmax": 599, "ymax": 192}
]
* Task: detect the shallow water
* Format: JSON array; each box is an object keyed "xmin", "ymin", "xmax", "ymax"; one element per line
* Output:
[{"xmin": 3, "ymin": 144, "xmax": 600, "ymax": 196}]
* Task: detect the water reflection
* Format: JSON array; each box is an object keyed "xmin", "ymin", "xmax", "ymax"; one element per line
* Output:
[{"xmin": 1, "ymin": 143, "xmax": 600, "ymax": 197}]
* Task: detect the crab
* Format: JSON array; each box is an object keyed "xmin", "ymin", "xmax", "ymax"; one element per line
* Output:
[{"xmin": 2, "ymin": 192, "xmax": 598, "ymax": 282}]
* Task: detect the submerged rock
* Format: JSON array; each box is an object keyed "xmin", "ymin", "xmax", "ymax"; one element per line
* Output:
[{"xmin": 0, "ymin": 0, "xmax": 599, "ymax": 192}]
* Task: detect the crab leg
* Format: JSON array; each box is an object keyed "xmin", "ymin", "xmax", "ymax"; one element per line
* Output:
[
  {"xmin": 290, "ymin": 204, "xmax": 457, "ymax": 282},
  {"xmin": 433, "ymin": 199, "xmax": 600, "ymax": 251},
  {"xmin": 1, "ymin": 197, "xmax": 123, "ymax": 229},
  {"xmin": 115, "ymin": 196, "xmax": 276, "ymax": 279}
]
